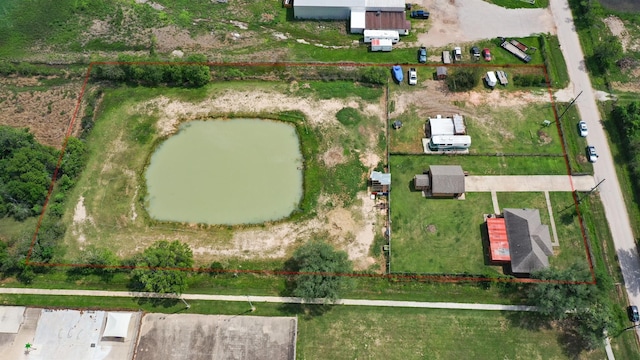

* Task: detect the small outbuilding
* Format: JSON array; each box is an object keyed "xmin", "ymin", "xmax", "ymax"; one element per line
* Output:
[
  {"xmin": 416, "ymin": 165, "xmax": 465, "ymax": 198},
  {"xmin": 436, "ymin": 66, "xmax": 447, "ymax": 80},
  {"xmin": 370, "ymin": 171, "xmax": 391, "ymax": 193},
  {"xmin": 102, "ymin": 312, "xmax": 133, "ymax": 341}
]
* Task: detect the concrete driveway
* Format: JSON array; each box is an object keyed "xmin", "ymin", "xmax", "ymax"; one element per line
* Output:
[{"xmin": 465, "ymin": 175, "xmax": 595, "ymax": 192}]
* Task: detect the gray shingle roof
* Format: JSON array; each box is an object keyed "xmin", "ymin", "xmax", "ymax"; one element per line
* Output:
[
  {"xmin": 414, "ymin": 174, "xmax": 429, "ymax": 188},
  {"xmin": 429, "ymin": 165, "xmax": 464, "ymax": 194},
  {"xmin": 503, "ymin": 208, "xmax": 553, "ymax": 274}
]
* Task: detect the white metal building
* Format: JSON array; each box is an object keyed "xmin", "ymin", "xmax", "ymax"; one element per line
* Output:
[{"xmin": 294, "ymin": 0, "xmax": 406, "ymax": 33}]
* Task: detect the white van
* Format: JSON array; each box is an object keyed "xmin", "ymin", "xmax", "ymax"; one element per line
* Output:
[{"xmin": 485, "ymin": 71, "xmax": 497, "ymax": 88}]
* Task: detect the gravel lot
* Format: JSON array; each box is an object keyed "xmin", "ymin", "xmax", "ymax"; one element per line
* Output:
[{"xmin": 416, "ymin": 0, "xmax": 556, "ymax": 47}]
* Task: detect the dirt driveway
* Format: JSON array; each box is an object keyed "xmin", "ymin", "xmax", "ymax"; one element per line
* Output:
[{"xmin": 415, "ymin": 0, "xmax": 557, "ymax": 47}]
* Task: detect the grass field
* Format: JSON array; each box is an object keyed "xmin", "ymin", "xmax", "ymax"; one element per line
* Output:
[{"xmin": 389, "ymin": 154, "xmax": 589, "ymax": 275}]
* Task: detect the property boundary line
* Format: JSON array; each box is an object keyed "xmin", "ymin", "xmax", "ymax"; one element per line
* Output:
[{"xmin": 22, "ymin": 61, "xmax": 596, "ymax": 286}]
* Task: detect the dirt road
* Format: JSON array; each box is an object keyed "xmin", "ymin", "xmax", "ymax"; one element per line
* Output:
[
  {"xmin": 417, "ymin": 0, "xmax": 556, "ymax": 47},
  {"xmin": 549, "ymin": 0, "xmax": 640, "ymax": 342}
]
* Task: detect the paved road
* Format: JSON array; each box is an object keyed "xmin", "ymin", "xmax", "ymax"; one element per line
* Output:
[
  {"xmin": 0, "ymin": 287, "xmax": 538, "ymax": 311},
  {"xmin": 465, "ymin": 175, "xmax": 595, "ymax": 192},
  {"xmin": 549, "ymin": 0, "xmax": 640, "ymax": 340}
]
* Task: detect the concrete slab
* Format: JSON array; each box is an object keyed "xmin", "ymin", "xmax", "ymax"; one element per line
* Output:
[
  {"xmin": 0, "ymin": 309, "xmax": 140, "ymax": 360},
  {"xmin": 135, "ymin": 314, "xmax": 297, "ymax": 360},
  {"xmin": 465, "ymin": 175, "xmax": 595, "ymax": 192},
  {"xmin": 0, "ymin": 306, "xmax": 25, "ymax": 333}
]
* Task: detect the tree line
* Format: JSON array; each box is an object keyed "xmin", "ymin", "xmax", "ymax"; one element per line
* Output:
[
  {"xmin": 91, "ymin": 54, "xmax": 210, "ymax": 87},
  {"xmin": 611, "ymin": 101, "xmax": 640, "ymax": 197}
]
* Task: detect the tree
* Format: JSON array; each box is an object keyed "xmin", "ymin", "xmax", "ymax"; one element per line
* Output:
[
  {"xmin": 183, "ymin": 54, "xmax": 210, "ymax": 87},
  {"xmin": 527, "ymin": 263, "xmax": 594, "ymax": 319},
  {"xmin": 289, "ymin": 240, "xmax": 353, "ymax": 303},
  {"xmin": 446, "ymin": 68, "xmax": 479, "ymax": 92},
  {"xmin": 592, "ymin": 36, "xmax": 623, "ymax": 74},
  {"xmin": 131, "ymin": 240, "xmax": 194, "ymax": 295}
]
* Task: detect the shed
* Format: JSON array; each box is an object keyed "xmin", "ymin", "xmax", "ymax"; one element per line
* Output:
[
  {"xmin": 436, "ymin": 66, "xmax": 447, "ymax": 80},
  {"xmin": 503, "ymin": 208, "xmax": 553, "ymax": 275},
  {"xmin": 413, "ymin": 174, "xmax": 430, "ymax": 191},
  {"xmin": 392, "ymin": 120, "xmax": 403, "ymax": 129},
  {"xmin": 102, "ymin": 312, "xmax": 133, "ymax": 341},
  {"xmin": 428, "ymin": 165, "xmax": 465, "ymax": 197},
  {"xmin": 453, "ymin": 114, "xmax": 466, "ymax": 135},
  {"xmin": 370, "ymin": 171, "xmax": 391, "ymax": 193}
]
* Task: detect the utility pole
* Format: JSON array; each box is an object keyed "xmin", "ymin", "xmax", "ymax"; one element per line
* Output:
[
  {"xmin": 247, "ymin": 296, "xmax": 256, "ymax": 312},
  {"xmin": 557, "ymin": 90, "xmax": 583, "ymax": 123},
  {"xmin": 576, "ymin": 178, "xmax": 606, "ymax": 204}
]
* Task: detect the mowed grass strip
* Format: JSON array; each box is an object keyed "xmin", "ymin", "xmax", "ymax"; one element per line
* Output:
[{"xmin": 296, "ymin": 306, "xmax": 604, "ymax": 360}]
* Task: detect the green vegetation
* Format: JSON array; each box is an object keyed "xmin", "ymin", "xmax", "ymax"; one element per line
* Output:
[
  {"xmin": 131, "ymin": 240, "xmax": 194, "ymax": 295},
  {"xmin": 287, "ymin": 240, "xmax": 353, "ymax": 302},
  {"xmin": 485, "ymin": 0, "xmax": 550, "ymax": 9},
  {"xmin": 611, "ymin": 102, "xmax": 640, "ymax": 202},
  {"xmin": 446, "ymin": 68, "xmax": 481, "ymax": 92}
]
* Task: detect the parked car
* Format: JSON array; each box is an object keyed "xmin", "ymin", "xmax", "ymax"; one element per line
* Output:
[
  {"xmin": 471, "ymin": 46, "xmax": 480, "ymax": 60},
  {"xmin": 418, "ymin": 46, "xmax": 427, "ymax": 63},
  {"xmin": 482, "ymin": 48, "xmax": 492, "ymax": 61},
  {"xmin": 410, "ymin": 10, "xmax": 430, "ymax": 19},
  {"xmin": 628, "ymin": 305, "xmax": 639, "ymax": 322},
  {"xmin": 578, "ymin": 120, "xmax": 588, "ymax": 137},
  {"xmin": 392, "ymin": 65, "xmax": 404, "ymax": 83},
  {"xmin": 408, "ymin": 68, "xmax": 417, "ymax": 85},
  {"xmin": 586, "ymin": 145, "xmax": 598, "ymax": 163}
]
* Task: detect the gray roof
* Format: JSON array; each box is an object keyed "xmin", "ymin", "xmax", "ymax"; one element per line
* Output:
[
  {"xmin": 414, "ymin": 174, "xmax": 429, "ymax": 188},
  {"xmin": 429, "ymin": 165, "xmax": 464, "ymax": 194},
  {"xmin": 503, "ymin": 208, "xmax": 553, "ymax": 274},
  {"xmin": 436, "ymin": 66, "xmax": 447, "ymax": 75},
  {"xmin": 371, "ymin": 171, "xmax": 391, "ymax": 185}
]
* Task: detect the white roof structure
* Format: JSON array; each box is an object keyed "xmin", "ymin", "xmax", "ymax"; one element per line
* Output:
[
  {"xmin": 350, "ymin": 10, "xmax": 366, "ymax": 32},
  {"xmin": 429, "ymin": 115, "xmax": 455, "ymax": 136},
  {"xmin": 0, "ymin": 306, "xmax": 25, "ymax": 333},
  {"xmin": 102, "ymin": 312, "xmax": 133, "ymax": 340}
]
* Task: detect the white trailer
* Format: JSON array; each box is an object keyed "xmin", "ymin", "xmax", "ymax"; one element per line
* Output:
[
  {"xmin": 442, "ymin": 51, "xmax": 452, "ymax": 64},
  {"xmin": 485, "ymin": 71, "xmax": 497, "ymax": 88},
  {"xmin": 370, "ymin": 38, "xmax": 393, "ymax": 52},
  {"xmin": 429, "ymin": 135, "xmax": 471, "ymax": 151},
  {"xmin": 364, "ymin": 30, "xmax": 399, "ymax": 44}
]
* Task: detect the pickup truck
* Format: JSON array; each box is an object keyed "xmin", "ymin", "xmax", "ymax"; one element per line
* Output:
[
  {"xmin": 453, "ymin": 47, "xmax": 462, "ymax": 62},
  {"xmin": 410, "ymin": 10, "xmax": 429, "ymax": 19}
]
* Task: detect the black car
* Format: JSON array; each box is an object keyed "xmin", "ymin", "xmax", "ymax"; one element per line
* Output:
[
  {"xmin": 471, "ymin": 46, "xmax": 480, "ymax": 60},
  {"xmin": 418, "ymin": 47, "xmax": 427, "ymax": 63},
  {"xmin": 628, "ymin": 305, "xmax": 639, "ymax": 322},
  {"xmin": 410, "ymin": 10, "xmax": 430, "ymax": 19}
]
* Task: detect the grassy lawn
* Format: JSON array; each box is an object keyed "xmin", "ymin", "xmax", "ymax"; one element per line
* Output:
[
  {"xmin": 559, "ymin": 104, "xmax": 593, "ymax": 174},
  {"xmin": 391, "ymin": 154, "xmax": 567, "ymax": 175},
  {"xmin": 389, "ymin": 157, "xmax": 495, "ymax": 274},
  {"xmin": 297, "ymin": 306, "xmax": 604, "ymax": 360}
]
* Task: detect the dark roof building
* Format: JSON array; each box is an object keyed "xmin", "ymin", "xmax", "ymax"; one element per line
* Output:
[
  {"xmin": 365, "ymin": 11, "xmax": 411, "ymax": 33},
  {"xmin": 503, "ymin": 208, "xmax": 553, "ymax": 274},
  {"xmin": 429, "ymin": 165, "xmax": 465, "ymax": 197},
  {"xmin": 413, "ymin": 174, "xmax": 430, "ymax": 191}
]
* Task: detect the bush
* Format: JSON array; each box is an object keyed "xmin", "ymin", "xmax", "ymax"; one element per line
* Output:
[
  {"xmin": 335, "ymin": 107, "xmax": 362, "ymax": 126},
  {"xmin": 446, "ymin": 68, "xmax": 480, "ymax": 92}
]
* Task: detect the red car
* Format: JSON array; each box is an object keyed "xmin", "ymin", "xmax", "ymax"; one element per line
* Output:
[{"xmin": 482, "ymin": 48, "xmax": 492, "ymax": 61}]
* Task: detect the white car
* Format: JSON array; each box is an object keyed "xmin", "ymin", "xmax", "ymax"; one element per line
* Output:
[
  {"xmin": 578, "ymin": 120, "xmax": 588, "ymax": 137},
  {"xmin": 408, "ymin": 68, "xmax": 417, "ymax": 85},
  {"xmin": 586, "ymin": 146, "xmax": 598, "ymax": 163}
]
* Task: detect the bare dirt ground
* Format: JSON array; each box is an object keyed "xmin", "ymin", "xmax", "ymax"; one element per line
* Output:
[
  {"xmin": 0, "ymin": 77, "xmax": 83, "ymax": 148},
  {"xmin": 415, "ymin": 0, "xmax": 556, "ymax": 47},
  {"xmin": 603, "ymin": 15, "xmax": 640, "ymax": 93}
]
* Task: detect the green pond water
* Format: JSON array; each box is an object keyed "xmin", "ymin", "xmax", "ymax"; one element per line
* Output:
[{"xmin": 145, "ymin": 119, "xmax": 303, "ymax": 225}]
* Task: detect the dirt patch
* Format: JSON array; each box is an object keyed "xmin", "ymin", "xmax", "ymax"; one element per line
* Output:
[
  {"xmin": 603, "ymin": 15, "xmax": 640, "ymax": 53},
  {"xmin": 0, "ymin": 81, "xmax": 84, "ymax": 148},
  {"xmin": 322, "ymin": 146, "xmax": 347, "ymax": 168},
  {"xmin": 143, "ymin": 90, "xmax": 352, "ymax": 137},
  {"xmin": 426, "ymin": 224, "xmax": 437, "ymax": 234}
]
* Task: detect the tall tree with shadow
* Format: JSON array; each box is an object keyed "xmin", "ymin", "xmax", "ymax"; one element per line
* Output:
[
  {"xmin": 131, "ymin": 240, "xmax": 194, "ymax": 296},
  {"xmin": 288, "ymin": 240, "xmax": 353, "ymax": 304}
]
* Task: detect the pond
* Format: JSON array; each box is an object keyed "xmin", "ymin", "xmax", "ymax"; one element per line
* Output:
[{"xmin": 145, "ymin": 119, "xmax": 303, "ymax": 225}]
